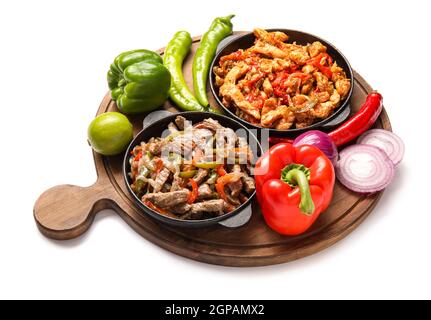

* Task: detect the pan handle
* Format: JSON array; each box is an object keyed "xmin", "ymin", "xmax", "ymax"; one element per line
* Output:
[
  {"xmin": 143, "ymin": 110, "xmax": 173, "ymax": 129},
  {"xmin": 33, "ymin": 179, "xmax": 115, "ymax": 240}
]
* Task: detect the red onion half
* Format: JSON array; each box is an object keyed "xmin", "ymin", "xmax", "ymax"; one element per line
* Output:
[
  {"xmin": 336, "ymin": 144, "xmax": 395, "ymax": 193},
  {"xmin": 357, "ymin": 129, "xmax": 404, "ymax": 166},
  {"xmin": 293, "ymin": 130, "xmax": 338, "ymax": 166}
]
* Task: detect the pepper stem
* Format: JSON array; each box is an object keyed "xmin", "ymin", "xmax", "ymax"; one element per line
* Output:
[{"xmin": 281, "ymin": 164, "xmax": 315, "ymax": 215}]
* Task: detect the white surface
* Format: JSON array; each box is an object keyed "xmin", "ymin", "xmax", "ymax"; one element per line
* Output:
[{"xmin": 0, "ymin": 0, "xmax": 429, "ymax": 300}]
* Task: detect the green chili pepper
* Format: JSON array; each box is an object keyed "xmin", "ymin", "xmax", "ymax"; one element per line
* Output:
[
  {"xmin": 163, "ymin": 31, "xmax": 207, "ymax": 112},
  {"xmin": 193, "ymin": 15, "xmax": 235, "ymax": 107}
]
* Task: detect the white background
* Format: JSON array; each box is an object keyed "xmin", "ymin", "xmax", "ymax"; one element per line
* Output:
[{"xmin": 0, "ymin": 0, "xmax": 429, "ymax": 300}]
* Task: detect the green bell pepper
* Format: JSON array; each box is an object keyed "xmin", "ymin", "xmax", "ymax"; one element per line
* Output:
[{"xmin": 107, "ymin": 49, "xmax": 171, "ymax": 114}]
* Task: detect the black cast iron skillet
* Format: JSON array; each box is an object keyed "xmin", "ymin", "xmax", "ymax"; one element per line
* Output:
[
  {"xmin": 123, "ymin": 112, "xmax": 263, "ymax": 228},
  {"xmin": 209, "ymin": 29, "xmax": 354, "ymax": 138}
]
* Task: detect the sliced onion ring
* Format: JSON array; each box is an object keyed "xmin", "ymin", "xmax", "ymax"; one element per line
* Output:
[
  {"xmin": 357, "ymin": 129, "xmax": 404, "ymax": 166},
  {"xmin": 336, "ymin": 145, "xmax": 395, "ymax": 193}
]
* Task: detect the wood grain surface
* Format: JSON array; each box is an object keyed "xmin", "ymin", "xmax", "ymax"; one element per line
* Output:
[{"xmin": 34, "ymin": 34, "xmax": 391, "ymax": 267}]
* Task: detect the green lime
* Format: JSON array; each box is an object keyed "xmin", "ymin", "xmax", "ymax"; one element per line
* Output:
[{"xmin": 87, "ymin": 112, "xmax": 133, "ymax": 156}]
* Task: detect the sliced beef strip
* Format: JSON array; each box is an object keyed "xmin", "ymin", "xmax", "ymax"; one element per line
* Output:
[
  {"xmin": 142, "ymin": 189, "xmax": 189, "ymax": 208},
  {"xmin": 228, "ymin": 164, "xmax": 243, "ymax": 197},
  {"xmin": 171, "ymin": 203, "xmax": 192, "ymax": 215},
  {"xmin": 175, "ymin": 115, "xmax": 189, "ymax": 130},
  {"xmin": 192, "ymin": 128, "xmax": 213, "ymax": 151},
  {"xmin": 181, "ymin": 199, "xmax": 225, "ymax": 219},
  {"xmin": 242, "ymin": 174, "xmax": 256, "ymax": 194},
  {"xmin": 152, "ymin": 168, "xmax": 170, "ymax": 193},
  {"xmin": 147, "ymin": 138, "xmax": 165, "ymax": 155},
  {"xmin": 226, "ymin": 193, "xmax": 241, "ymax": 206},
  {"xmin": 191, "ymin": 168, "xmax": 208, "ymax": 185},
  {"xmin": 197, "ymin": 184, "xmax": 217, "ymax": 201},
  {"xmin": 170, "ymin": 175, "xmax": 185, "ymax": 192},
  {"xmin": 165, "ymin": 141, "xmax": 193, "ymax": 158},
  {"xmin": 215, "ymin": 128, "xmax": 237, "ymax": 163},
  {"xmin": 193, "ymin": 118, "xmax": 223, "ymax": 132}
]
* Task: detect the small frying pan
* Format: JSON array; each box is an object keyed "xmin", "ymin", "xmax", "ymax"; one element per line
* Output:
[
  {"xmin": 209, "ymin": 29, "xmax": 354, "ymax": 138},
  {"xmin": 123, "ymin": 111, "xmax": 263, "ymax": 228}
]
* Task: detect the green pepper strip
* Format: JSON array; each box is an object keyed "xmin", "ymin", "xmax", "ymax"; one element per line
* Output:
[
  {"xmin": 179, "ymin": 170, "xmax": 197, "ymax": 179},
  {"xmin": 163, "ymin": 31, "xmax": 207, "ymax": 112},
  {"xmin": 193, "ymin": 161, "xmax": 222, "ymax": 169},
  {"xmin": 281, "ymin": 164, "xmax": 315, "ymax": 215},
  {"xmin": 193, "ymin": 14, "xmax": 235, "ymax": 108}
]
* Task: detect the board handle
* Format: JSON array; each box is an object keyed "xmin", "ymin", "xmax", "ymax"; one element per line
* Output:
[{"xmin": 34, "ymin": 180, "xmax": 114, "ymax": 240}]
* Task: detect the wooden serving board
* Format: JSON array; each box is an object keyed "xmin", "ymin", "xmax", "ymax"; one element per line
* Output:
[{"xmin": 34, "ymin": 35, "xmax": 391, "ymax": 267}]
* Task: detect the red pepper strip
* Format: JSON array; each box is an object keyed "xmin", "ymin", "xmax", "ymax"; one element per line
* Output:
[
  {"xmin": 133, "ymin": 151, "xmax": 143, "ymax": 162},
  {"xmin": 328, "ymin": 92, "xmax": 383, "ymax": 146},
  {"xmin": 154, "ymin": 158, "xmax": 164, "ymax": 173},
  {"xmin": 216, "ymin": 173, "xmax": 242, "ymax": 203},
  {"xmin": 246, "ymin": 73, "xmax": 266, "ymax": 87},
  {"xmin": 268, "ymin": 92, "xmax": 384, "ymax": 147},
  {"xmin": 289, "ymin": 72, "xmax": 312, "ymax": 81},
  {"xmin": 307, "ymin": 53, "xmax": 333, "ymax": 78},
  {"xmin": 315, "ymin": 64, "xmax": 332, "ymax": 79},
  {"xmin": 217, "ymin": 164, "xmax": 227, "ymax": 176},
  {"xmin": 144, "ymin": 201, "xmax": 169, "ymax": 215},
  {"xmin": 187, "ymin": 179, "xmax": 199, "ymax": 204},
  {"xmin": 220, "ymin": 50, "xmax": 244, "ymax": 63},
  {"xmin": 255, "ymin": 144, "xmax": 335, "ymax": 235},
  {"xmin": 307, "ymin": 53, "xmax": 333, "ymax": 66}
]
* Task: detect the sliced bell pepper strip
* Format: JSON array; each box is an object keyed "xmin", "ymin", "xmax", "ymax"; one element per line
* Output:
[
  {"xmin": 187, "ymin": 179, "xmax": 199, "ymax": 204},
  {"xmin": 216, "ymin": 164, "xmax": 227, "ymax": 176},
  {"xmin": 144, "ymin": 201, "xmax": 169, "ymax": 215},
  {"xmin": 193, "ymin": 160, "xmax": 222, "ymax": 169},
  {"xmin": 179, "ymin": 170, "xmax": 197, "ymax": 179},
  {"xmin": 215, "ymin": 173, "xmax": 243, "ymax": 203},
  {"xmin": 307, "ymin": 53, "xmax": 333, "ymax": 78},
  {"xmin": 133, "ymin": 151, "xmax": 143, "ymax": 162}
]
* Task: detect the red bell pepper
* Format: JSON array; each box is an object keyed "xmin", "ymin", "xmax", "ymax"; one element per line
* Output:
[
  {"xmin": 307, "ymin": 53, "xmax": 333, "ymax": 79},
  {"xmin": 255, "ymin": 143, "xmax": 335, "ymax": 235},
  {"xmin": 187, "ymin": 179, "xmax": 199, "ymax": 204}
]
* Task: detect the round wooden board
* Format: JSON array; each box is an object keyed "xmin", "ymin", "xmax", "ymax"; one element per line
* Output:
[{"xmin": 34, "ymin": 34, "xmax": 391, "ymax": 267}]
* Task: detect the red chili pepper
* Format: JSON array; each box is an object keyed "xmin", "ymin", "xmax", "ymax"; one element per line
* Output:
[
  {"xmin": 255, "ymin": 144, "xmax": 335, "ymax": 235},
  {"xmin": 217, "ymin": 164, "xmax": 227, "ymax": 176},
  {"xmin": 268, "ymin": 92, "xmax": 384, "ymax": 147},
  {"xmin": 133, "ymin": 151, "xmax": 143, "ymax": 161},
  {"xmin": 328, "ymin": 92, "xmax": 383, "ymax": 146},
  {"xmin": 187, "ymin": 179, "xmax": 199, "ymax": 204}
]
